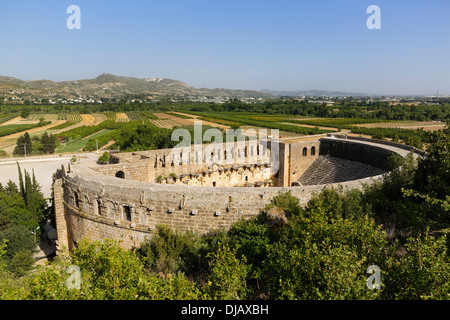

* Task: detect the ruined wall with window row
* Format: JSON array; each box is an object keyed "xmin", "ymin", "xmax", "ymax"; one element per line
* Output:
[{"xmin": 94, "ymin": 140, "xmax": 275, "ymax": 187}]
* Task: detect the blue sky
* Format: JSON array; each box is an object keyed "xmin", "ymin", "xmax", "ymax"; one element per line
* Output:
[{"xmin": 1, "ymin": 0, "xmax": 449, "ymax": 95}]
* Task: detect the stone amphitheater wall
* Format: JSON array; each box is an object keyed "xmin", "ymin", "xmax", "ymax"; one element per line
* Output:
[{"xmin": 54, "ymin": 137, "xmax": 405, "ymax": 250}]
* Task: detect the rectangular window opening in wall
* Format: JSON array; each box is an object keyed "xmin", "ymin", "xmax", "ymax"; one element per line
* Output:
[
  {"xmin": 123, "ymin": 206, "xmax": 132, "ymax": 222},
  {"xmin": 95, "ymin": 200, "xmax": 102, "ymax": 216},
  {"xmin": 106, "ymin": 203, "xmax": 112, "ymax": 217},
  {"xmin": 84, "ymin": 196, "xmax": 89, "ymax": 212},
  {"xmin": 73, "ymin": 192, "xmax": 79, "ymax": 208}
]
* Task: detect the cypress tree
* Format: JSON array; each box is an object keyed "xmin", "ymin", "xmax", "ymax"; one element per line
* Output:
[
  {"xmin": 16, "ymin": 162, "xmax": 25, "ymax": 199},
  {"xmin": 23, "ymin": 132, "xmax": 32, "ymax": 155},
  {"xmin": 24, "ymin": 171, "xmax": 36, "ymax": 223}
]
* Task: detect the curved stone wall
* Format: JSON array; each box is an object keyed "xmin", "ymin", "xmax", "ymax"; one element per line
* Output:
[{"xmin": 54, "ymin": 136, "xmax": 411, "ymax": 250}]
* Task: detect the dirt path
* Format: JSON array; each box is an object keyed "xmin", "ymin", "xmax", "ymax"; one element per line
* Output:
[
  {"xmin": 0, "ymin": 120, "xmax": 66, "ymax": 153},
  {"xmin": 0, "ymin": 116, "xmax": 22, "ymax": 126},
  {"xmin": 279, "ymin": 122, "xmax": 339, "ymax": 132},
  {"xmin": 81, "ymin": 114, "xmax": 95, "ymax": 125},
  {"xmin": 99, "ymin": 139, "xmax": 115, "ymax": 150},
  {"xmin": 357, "ymin": 121, "xmax": 446, "ymax": 131},
  {"xmin": 170, "ymin": 112, "xmax": 197, "ymax": 119}
]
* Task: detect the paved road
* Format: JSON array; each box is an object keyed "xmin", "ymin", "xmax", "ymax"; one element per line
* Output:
[{"xmin": 0, "ymin": 153, "xmax": 98, "ymax": 198}]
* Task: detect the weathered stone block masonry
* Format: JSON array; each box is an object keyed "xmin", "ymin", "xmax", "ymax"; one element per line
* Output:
[{"xmin": 53, "ymin": 134, "xmax": 423, "ymax": 250}]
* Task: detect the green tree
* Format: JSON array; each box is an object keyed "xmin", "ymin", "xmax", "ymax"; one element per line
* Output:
[
  {"xmin": 135, "ymin": 224, "xmax": 204, "ymax": 276},
  {"xmin": 204, "ymin": 244, "xmax": 249, "ymax": 300},
  {"xmin": 0, "ymin": 225, "xmax": 36, "ymax": 261},
  {"xmin": 8, "ymin": 249, "xmax": 35, "ymax": 277},
  {"xmin": 98, "ymin": 151, "xmax": 111, "ymax": 163},
  {"xmin": 41, "ymin": 132, "xmax": 56, "ymax": 154},
  {"xmin": 260, "ymin": 201, "xmax": 388, "ymax": 300},
  {"xmin": 17, "ymin": 163, "xmax": 25, "ymax": 199},
  {"xmin": 383, "ymin": 231, "xmax": 450, "ymax": 299},
  {"xmin": 14, "ymin": 132, "xmax": 32, "ymax": 156},
  {"xmin": 27, "ymin": 238, "xmax": 202, "ymax": 300},
  {"xmin": 20, "ymin": 109, "xmax": 30, "ymax": 119},
  {"xmin": 70, "ymin": 238, "xmax": 147, "ymax": 299},
  {"xmin": 0, "ymin": 239, "xmax": 8, "ymax": 271}
]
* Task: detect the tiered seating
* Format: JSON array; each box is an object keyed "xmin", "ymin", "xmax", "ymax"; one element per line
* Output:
[{"xmin": 297, "ymin": 155, "xmax": 385, "ymax": 186}]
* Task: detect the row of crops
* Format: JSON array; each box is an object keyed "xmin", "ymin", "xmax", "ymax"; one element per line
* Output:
[
  {"xmin": 0, "ymin": 120, "xmax": 51, "ymax": 138},
  {"xmin": 56, "ymin": 111, "xmax": 165, "ymax": 152},
  {"xmin": 0, "ymin": 114, "xmax": 17, "ymax": 125},
  {"xmin": 58, "ymin": 112, "xmax": 83, "ymax": 122},
  {"xmin": 186, "ymin": 111, "xmax": 334, "ymax": 135},
  {"xmin": 50, "ymin": 112, "xmax": 84, "ymax": 130},
  {"xmin": 286, "ymin": 118, "xmax": 387, "ymax": 129}
]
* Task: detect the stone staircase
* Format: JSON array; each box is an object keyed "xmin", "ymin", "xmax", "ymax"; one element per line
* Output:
[{"xmin": 297, "ymin": 155, "xmax": 385, "ymax": 186}]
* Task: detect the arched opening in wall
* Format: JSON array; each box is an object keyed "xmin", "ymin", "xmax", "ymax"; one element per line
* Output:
[
  {"xmin": 74, "ymin": 192, "xmax": 80, "ymax": 208},
  {"xmin": 115, "ymin": 171, "xmax": 125, "ymax": 179},
  {"xmin": 302, "ymin": 147, "xmax": 308, "ymax": 157},
  {"xmin": 123, "ymin": 205, "xmax": 132, "ymax": 222},
  {"xmin": 213, "ymin": 181, "xmax": 216, "ymax": 187},
  {"xmin": 311, "ymin": 146, "xmax": 316, "ymax": 156}
]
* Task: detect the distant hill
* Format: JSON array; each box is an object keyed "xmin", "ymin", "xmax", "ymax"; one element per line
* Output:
[
  {"xmin": 0, "ymin": 74, "xmax": 275, "ymax": 100},
  {"xmin": 262, "ymin": 89, "xmax": 371, "ymax": 97}
]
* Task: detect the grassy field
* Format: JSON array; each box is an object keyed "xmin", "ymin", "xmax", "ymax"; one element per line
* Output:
[
  {"xmin": 56, "ymin": 129, "xmax": 113, "ymax": 153},
  {"xmin": 0, "ymin": 123, "xmax": 45, "ymax": 137}
]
